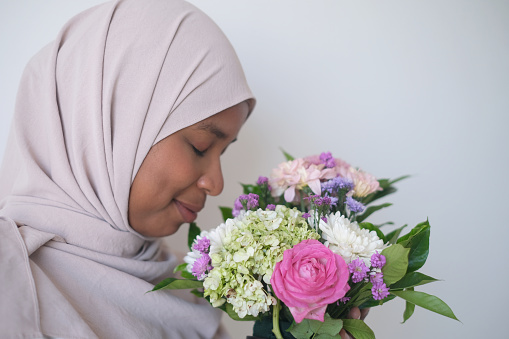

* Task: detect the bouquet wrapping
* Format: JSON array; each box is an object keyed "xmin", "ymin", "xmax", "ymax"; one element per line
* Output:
[{"xmin": 152, "ymin": 151, "xmax": 458, "ymax": 338}]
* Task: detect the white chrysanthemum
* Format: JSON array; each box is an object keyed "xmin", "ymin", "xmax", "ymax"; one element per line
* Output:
[
  {"xmin": 208, "ymin": 218, "xmax": 238, "ymax": 255},
  {"xmin": 184, "ymin": 230, "xmax": 210, "ymax": 273},
  {"xmin": 319, "ymin": 211, "xmax": 388, "ymax": 266}
]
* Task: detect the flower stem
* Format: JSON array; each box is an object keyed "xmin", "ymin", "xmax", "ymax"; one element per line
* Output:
[{"xmin": 272, "ymin": 299, "xmax": 284, "ymax": 339}]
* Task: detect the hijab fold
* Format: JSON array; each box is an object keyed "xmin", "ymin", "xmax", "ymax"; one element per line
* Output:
[{"xmin": 0, "ymin": 0, "xmax": 254, "ymax": 337}]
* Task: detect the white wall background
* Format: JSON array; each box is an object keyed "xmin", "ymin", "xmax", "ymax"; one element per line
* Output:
[{"xmin": 1, "ymin": 1, "xmax": 508, "ymax": 338}]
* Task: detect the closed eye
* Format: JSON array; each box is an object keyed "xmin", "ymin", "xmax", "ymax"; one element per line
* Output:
[{"xmin": 192, "ymin": 145, "xmax": 206, "ymax": 157}]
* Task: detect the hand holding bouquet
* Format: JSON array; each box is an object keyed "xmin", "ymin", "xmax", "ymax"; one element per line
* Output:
[{"xmin": 152, "ymin": 151, "xmax": 458, "ymax": 338}]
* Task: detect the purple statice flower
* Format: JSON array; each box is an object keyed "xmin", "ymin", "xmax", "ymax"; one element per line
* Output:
[
  {"xmin": 233, "ymin": 193, "xmax": 259, "ymax": 216},
  {"xmin": 257, "ymin": 176, "xmax": 269, "ymax": 185},
  {"xmin": 321, "ymin": 195, "xmax": 338, "ymax": 207},
  {"xmin": 319, "ymin": 152, "xmax": 336, "ymax": 168},
  {"xmin": 246, "ymin": 193, "xmax": 259, "ymax": 209},
  {"xmin": 370, "ymin": 271, "xmax": 384, "ymax": 284},
  {"xmin": 302, "ymin": 212, "xmax": 311, "ymax": 218},
  {"xmin": 192, "ymin": 253, "xmax": 212, "ymax": 281},
  {"xmin": 370, "ymin": 252, "xmax": 386, "ymax": 269},
  {"xmin": 267, "ymin": 204, "xmax": 276, "ymax": 211},
  {"xmin": 192, "ymin": 237, "xmax": 210, "ymax": 254},
  {"xmin": 372, "ymin": 282, "xmax": 390, "ymax": 300},
  {"xmin": 304, "ymin": 194, "xmax": 320, "ymax": 202},
  {"xmin": 232, "ymin": 196, "xmax": 244, "ymax": 217},
  {"xmin": 346, "ymin": 196, "xmax": 365, "ymax": 213},
  {"xmin": 314, "ymin": 197, "xmax": 324, "ymax": 206},
  {"xmin": 337, "ymin": 297, "xmax": 351, "ymax": 305},
  {"xmin": 232, "ymin": 195, "xmax": 247, "ymax": 217},
  {"xmin": 348, "ymin": 258, "xmax": 370, "ymax": 283},
  {"xmin": 321, "ymin": 216, "xmax": 328, "ymax": 223}
]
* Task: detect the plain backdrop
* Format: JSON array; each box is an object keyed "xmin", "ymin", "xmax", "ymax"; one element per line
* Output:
[{"xmin": 1, "ymin": 1, "xmax": 508, "ymax": 338}]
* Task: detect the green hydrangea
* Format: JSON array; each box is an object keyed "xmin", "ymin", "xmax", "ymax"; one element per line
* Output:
[{"xmin": 203, "ymin": 205, "xmax": 320, "ymax": 318}]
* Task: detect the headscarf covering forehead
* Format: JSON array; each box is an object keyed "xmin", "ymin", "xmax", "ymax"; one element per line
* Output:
[{"xmin": 0, "ymin": 0, "xmax": 254, "ymax": 258}]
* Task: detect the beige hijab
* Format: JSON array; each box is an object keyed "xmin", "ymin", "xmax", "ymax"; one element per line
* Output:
[{"xmin": 0, "ymin": 0, "xmax": 254, "ymax": 337}]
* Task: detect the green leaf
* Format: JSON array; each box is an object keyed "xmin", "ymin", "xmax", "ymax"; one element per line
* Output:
[
  {"xmin": 374, "ymin": 221, "xmax": 394, "ymax": 228},
  {"xmin": 219, "ymin": 206, "xmax": 233, "ymax": 222},
  {"xmin": 402, "ymin": 287, "xmax": 415, "ymax": 323},
  {"xmin": 397, "ymin": 220, "xmax": 430, "ymax": 272},
  {"xmin": 190, "ymin": 288, "xmax": 204, "ymax": 298},
  {"xmin": 280, "ymin": 148, "xmax": 295, "ymax": 161},
  {"xmin": 381, "ymin": 244, "xmax": 409, "ymax": 285},
  {"xmin": 151, "ymin": 278, "xmax": 203, "ymax": 292},
  {"xmin": 385, "ymin": 224, "xmax": 408, "ymax": 245},
  {"xmin": 241, "ymin": 183, "xmax": 261, "ymax": 195},
  {"xmin": 187, "ymin": 222, "xmax": 201, "ymax": 250},
  {"xmin": 315, "ymin": 334, "xmax": 340, "ymax": 339},
  {"xmin": 359, "ymin": 222, "xmax": 386, "ymax": 243},
  {"xmin": 397, "ymin": 220, "xmax": 428, "ymax": 246},
  {"xmin": 224, "ymin": 303, "xmax": 259, "ymax": 321},
  {"xmin": 288, "ymin": 320, "xmax": 313, "ymax": 339},
  {"xmin": 362, "ymin": 183, "xmax": 396, "ymax": 205},
  {"xmin": 173, "ymin": 263, "xmax": 188, "ymax": 273},
  {"xmin": 342, "ymin": 319, "xmax": 375, "ymax": 339},
  {"xmin": 356, "ymin": 203, "xmax": 392, "ymax": 223},
  {"xmin": 390, "ymin": 272, "xmax": 439, "ymax": 290},
  {"xmin": 389, "ymin": 175, "xmax": 410, "ymax": 185},
  {"xmin": 173, "ymin": 263, "xmax": 195, "ymax": 279},
  {"xmin": 359, "ymin": 294, "xmax": 396, "ymax": 308},
  {"xmin": 308, "ymin": 314, "xmax": 343, "ymax": 336},
  {"xmin": 390, "ymin": 290, "xmax": 459, "ymax": 321}
]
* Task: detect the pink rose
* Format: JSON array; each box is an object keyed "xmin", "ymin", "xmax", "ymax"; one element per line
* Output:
[{"xmin": 270, "ymin": 239, "xmax": 350, "ymax": 323}]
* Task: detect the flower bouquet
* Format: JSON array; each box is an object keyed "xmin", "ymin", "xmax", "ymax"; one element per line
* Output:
[{"xmin": 152, "ymin": 151, "xmax": 458, "ymax": 338}]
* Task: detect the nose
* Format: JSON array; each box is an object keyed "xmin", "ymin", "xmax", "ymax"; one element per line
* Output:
[{"xmin": 197, "ymin": 158, "xmax": 224, "ymax": 196}]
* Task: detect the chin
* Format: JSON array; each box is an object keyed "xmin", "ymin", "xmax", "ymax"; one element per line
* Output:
[{"xmin": 157, "ymin": 221, "xmax": 184, "ymax": 237}]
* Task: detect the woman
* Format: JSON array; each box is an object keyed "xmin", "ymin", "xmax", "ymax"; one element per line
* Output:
[
  {"xmin": 0, "ymin": 0, "xmax": 253, "ymax": 337},
  {"xmin": 0, "ymin": 0, "xmax": 364, "ymax": 337}
]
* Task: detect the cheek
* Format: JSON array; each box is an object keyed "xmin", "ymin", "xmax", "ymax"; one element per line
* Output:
[{"xmin": 158, "ymin": 149, "xmax": 201, "ymax": 190}]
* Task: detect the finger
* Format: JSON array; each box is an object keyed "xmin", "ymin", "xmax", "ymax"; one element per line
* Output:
[
  {"xmin": 347, "ymin": 306, "xmax": 361, "ymax": 319},
  {"xmin": 360, "ymin": 307, "xmax": 370, "ymax": 320},
  {"xmin": 339, "ymin": 328, "xmax": 351, "ymax": 339}
]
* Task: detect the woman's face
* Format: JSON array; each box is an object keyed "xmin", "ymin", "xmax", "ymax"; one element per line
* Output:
[{"xmin": 128, "ymin": 102, "xmax": 249, "ymax": 237}]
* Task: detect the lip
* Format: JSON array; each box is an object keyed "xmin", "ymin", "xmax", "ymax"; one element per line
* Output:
[{"xmin": 174, "ymin": 200, "xmax": 202, "ymax": 224}]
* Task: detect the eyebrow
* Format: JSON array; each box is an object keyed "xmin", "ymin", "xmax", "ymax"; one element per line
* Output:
[{"xmin": 196, "ymin": 122, "xmax": 227, "ymax": 140}]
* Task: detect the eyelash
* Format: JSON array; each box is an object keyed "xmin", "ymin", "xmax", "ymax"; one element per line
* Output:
[{"xmin": 192, "ymin": 145, "xmax": 206, "ymax": 157}]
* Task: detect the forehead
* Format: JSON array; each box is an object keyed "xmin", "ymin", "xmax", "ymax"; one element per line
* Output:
[{"xmin": 190, "ymin": 102, "xmax": 249, "ymax": 138}]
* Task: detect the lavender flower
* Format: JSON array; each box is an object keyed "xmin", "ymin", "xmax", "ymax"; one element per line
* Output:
[
  {"xmin": 370, "ymin": 252, "xmax": 386, "ymax": 269},
  {"xmin": 328, "ymin": 195, "xmax": 339, "ymax": 206},
  {"xmin": 346, "ymin": 196, "xmax": 365, "ymax": 213},
  {"xmin": 348, "ymin": 258, "xmax": 370, "ymax": 283},
  {"xmin": 321, "ymin": 216, "xmax": 328, "ymax": 223},
  {"xmin": 192, "ymin": 253, "xmax": 212, "ymax": 280},
  {"xmin": 321, "ymin": 177, "xmax": 354, "ymax": 194},
  {"xmin": 372, "ymin": 281, "xmax": 390, "ymax": 300},
  {"xmin": 192, "ymin": 237, "xmax": 210, "ymax": 254},
  {"xmin": 257, "ymin": 176, "xmax": 269, "ymax": 185},
  {"xmin": 267, "ymin": 204, "xmax": 276, "ymax": 211},
  {"xmin": 302, "ymin": 212, "xmax": 311, "ymax": 218}
]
